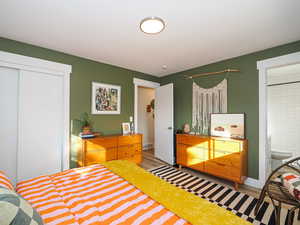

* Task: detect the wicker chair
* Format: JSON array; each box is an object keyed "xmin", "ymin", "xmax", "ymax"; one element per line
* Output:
[{"xmin": 254, "ymin": 157, "xmax": 300, "ymax": 225}]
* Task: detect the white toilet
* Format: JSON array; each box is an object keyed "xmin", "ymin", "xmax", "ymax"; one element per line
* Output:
[
  {"xmin": 271, "ymin": 150, "xmax": 293, "ymax": 170},
  {"xmin": 267, "ymin": 136, "xmax": 293, "ymax": 170}
]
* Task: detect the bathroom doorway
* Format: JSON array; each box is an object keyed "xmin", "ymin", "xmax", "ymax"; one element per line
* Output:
[
  {"xmin": 267, "ymin": 63, "xmax": 300, "ymax": 173},
  {"xmin": 257, "ymin": 52, "xmax": 300, "ymax": 187}
]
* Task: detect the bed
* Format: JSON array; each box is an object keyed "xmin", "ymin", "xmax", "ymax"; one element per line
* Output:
[{"xmin": 14, "ymin": 160, "xmax": 250, "ymax": 225}]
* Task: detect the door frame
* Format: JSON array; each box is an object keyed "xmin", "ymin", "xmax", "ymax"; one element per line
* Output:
[
  {"xmin": 0, "ymin": 50, "xmax": 72, "ymax": 172},
  {"xmin": 257, "ymin": 51, "xmax": 300, "ymax": 187},
  {"xmin": 133, "ymin": 78, "xmax": 160, "ymax": 135}
]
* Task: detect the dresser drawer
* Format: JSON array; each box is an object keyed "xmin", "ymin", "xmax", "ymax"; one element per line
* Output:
[
  {"xmin": 118, "ymin": 145, "xmax": 135, "ymax": 159},
  {"xmin": 205, "ymin": 160, "xmax": 240, "ymax": 180},
  {"xmin": 176, "ymin": 144, "xmax": 188, "ymax": 166},
  {"xmin": 118, "ymin": 135, "xmax": 142, "ymax": 146},
  {"xmin": 176, "ymin": 134, "xmax": 188, "ymax": 144},
  {"xmin": 213, "ymin": 140, "xmax": 241, "ymax": 153},
  {"xmin": 118, "ymin": 144, "xmax": 141, "ymax": 158},
  {"xmin": 213, "ymin": 152, "xmax": 241, "ymax": 168},
  {"xmin": 176, "ymin": 143, "xmax": 208, "ymax": 168},
  {"xmin": 177, "ymin": 142, "xmax": 208, "ymax": 154},
  {"xmin": 177, "ymin": 134, "xmax": 209, "ymax": 147},
  {"xmin": 187, "ymin": 146, "xmax": 209, "ymax": 161},
  {"xmin": 86, "ymin": 137, "xmax": 118, "ymax": 149},
  {"xmin": 186, "ymin": 146, "xmax": 208, "ymax": 169},
  {"xmin": 85, "ymin": 148, "xmax": 117, "ymax": 165},
  {"xmin": 133, "ymin": 143, "xmax": 142, "ymax": 154}
]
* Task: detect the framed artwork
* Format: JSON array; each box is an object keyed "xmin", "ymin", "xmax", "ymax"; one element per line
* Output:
[
  {"xmin": 91, "ymin": 82, "xmax": 121, "ymax": 114},
  {"xmin": 210, "ymin": 113, "xmax": 245, "ymax": 139},
  {"xmin": 122, "ymin": 122, "xmax": 131, "ymax": 134}
]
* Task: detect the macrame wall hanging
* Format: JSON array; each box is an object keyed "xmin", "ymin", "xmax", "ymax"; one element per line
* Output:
[{"xmin": 192, "ymin": 79, "xmax": 227, "ymax": 134}]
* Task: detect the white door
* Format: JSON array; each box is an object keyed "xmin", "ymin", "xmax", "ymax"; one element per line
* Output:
[
  {"xmin": 154, "ymin": 83, "xmax": 174, "ymax": 165},
  {"xmin": 18, "ymin": 70, "xmax": 64, "ymax": 181},
  {"xmin": 0, "ymin": 67, "xmax": 19, "ymax": 184}
]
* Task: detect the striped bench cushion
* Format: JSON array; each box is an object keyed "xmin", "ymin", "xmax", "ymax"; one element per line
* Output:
[
  {"xmin": 281, "ymin": 173, "xmax": 300, "ymax": 200},
  {"xmin": 0, "ymin": 170, "xmax": 14, "ymax": 190}
]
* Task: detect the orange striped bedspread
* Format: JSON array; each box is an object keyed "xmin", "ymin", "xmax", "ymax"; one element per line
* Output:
[{"xmin": 16, "ymin": 164, "xmax": 190, "ymax": 225}]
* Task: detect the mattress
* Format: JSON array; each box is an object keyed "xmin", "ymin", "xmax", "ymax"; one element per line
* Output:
[
  {"xmin": 16, "ymin": 164, "xmax": 189, "ymax": 225},
  {"xmin": 16, "ymin": 161, "xmax": 250, "ymax": 225}
]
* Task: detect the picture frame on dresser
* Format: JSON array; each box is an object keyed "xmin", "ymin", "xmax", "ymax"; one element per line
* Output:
[
  {"xmin": 210, "ymin": 113, "xmax": 245, "ymax": 139},
  {"xmin": 122, "ymin": 122, "xmax": 131, "ymax": 134},
  {"xmin": 91, "ymin": 82, "xmax": 121, "ymax": 114}
]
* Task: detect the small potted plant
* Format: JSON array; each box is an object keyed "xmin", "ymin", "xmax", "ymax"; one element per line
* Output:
[{"xmin": 78, "ymin": 112, "xmax": 93, "ymax": 134}]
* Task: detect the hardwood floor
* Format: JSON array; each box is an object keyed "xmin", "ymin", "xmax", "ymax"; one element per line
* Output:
[
  {"xmin": 140, "ymin": 149, "xmax": 168, "ymax": 170},
  {"xmin": 141, "ymin": 149, "xmax": 261, "ymax": 199}
]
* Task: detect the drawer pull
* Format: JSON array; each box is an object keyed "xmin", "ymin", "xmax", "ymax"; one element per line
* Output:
[{"xmin": 215, "ymin": 162, "xmax": 226, "ymax": 166}]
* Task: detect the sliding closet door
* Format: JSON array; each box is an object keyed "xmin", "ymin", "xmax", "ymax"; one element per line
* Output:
[
  {"xmin": 0, "ymin": 67, "xmax": 19, "ymax": 184},
  {"xmin": 18, "ymin": 70, "xmax": 64, "ymax": 181}
]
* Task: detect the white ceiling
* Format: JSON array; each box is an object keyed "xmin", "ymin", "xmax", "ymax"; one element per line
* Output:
[{"xmin": 0, "ymin": 1, "xmax": 300, "ymax": 77}]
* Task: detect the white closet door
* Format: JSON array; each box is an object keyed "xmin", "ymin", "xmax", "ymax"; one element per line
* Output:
[
  {"xmin": 0, "ymin": 66, "xmax": 19, "ymax": 184},
  {"xmin": 18, "ymin": 70, "xmax": 63, "ymax": 181}
]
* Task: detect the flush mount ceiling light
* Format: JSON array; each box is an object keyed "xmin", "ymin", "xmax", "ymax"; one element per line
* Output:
[{"xmin": 140, "ymin": 17, "xmax": 165, "ymax": 34}]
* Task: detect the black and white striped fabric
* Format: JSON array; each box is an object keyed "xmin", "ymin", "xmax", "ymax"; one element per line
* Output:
[{"xmin": 149, "ymin": 165, "xmax": 300, "ymax": 225}]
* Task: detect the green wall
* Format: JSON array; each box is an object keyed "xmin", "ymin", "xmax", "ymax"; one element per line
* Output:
[
  {"xmin": 0, "ymin": 37, "xmax": 159, "ymax": 167},
  {"xmin": 161, "ymin": 40, "xmax": 300, "ymax": 179},
  {"xmin": 1, "ymin": 36, "xmax": 300, "ymax": 178}
]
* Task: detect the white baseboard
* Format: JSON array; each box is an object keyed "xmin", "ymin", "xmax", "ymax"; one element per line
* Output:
[
  {"xmin": 244, "ymin": 177, "xmax": 263, "ymax": 189},
  {"xmin": 143, "ymin": 143, "xmax": 153, "ymax": 150}
]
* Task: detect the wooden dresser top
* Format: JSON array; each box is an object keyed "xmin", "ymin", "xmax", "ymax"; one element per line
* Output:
[
  {"xmin": 176, "ymin": 133, "xmax": 247, "ymax": 142},
  {"xmin": 82, "ymin": 133, "xmax": 142, "ymax": 139}
]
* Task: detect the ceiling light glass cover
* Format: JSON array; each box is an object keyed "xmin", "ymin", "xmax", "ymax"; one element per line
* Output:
[{"xmin": 140, "ymin": 17, "xmax": 165, "ymax": 34}]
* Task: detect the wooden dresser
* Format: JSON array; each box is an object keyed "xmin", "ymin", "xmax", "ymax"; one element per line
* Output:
[
  {"xmin": 176, "ymin": 134, "xmax": 247, "ymax": 189},
  {"xmin": 76, "ymin": 134, "xmax": 143, "ymax": 167}
]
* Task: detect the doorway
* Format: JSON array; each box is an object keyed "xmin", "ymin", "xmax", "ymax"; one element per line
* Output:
[
  {"xmin": 137, "ymin": 86, "xmax": 155, "ymax": 150},
  {"xmin": 267, "ymin": 63, "xmax": 300, "ymax": 172},
  {"xmin": 133, "ymin": 78, "xmax": 160, "ymax": 152},
  {"xmin": 134, "ymin": 78, "xmax": 175, "ymax": 165},
  {"xmin": 257, "ymin": 51, "xmax": 300, "ymax": 187}
]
